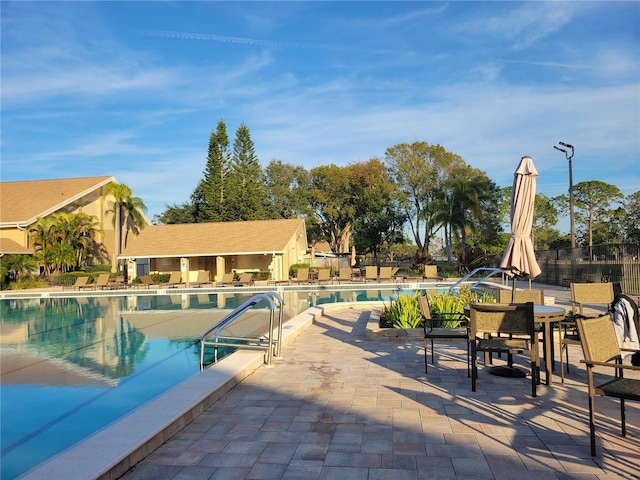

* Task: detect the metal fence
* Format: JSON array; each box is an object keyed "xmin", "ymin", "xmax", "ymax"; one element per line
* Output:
[{"xmin": 534, "ymin": 243, "xmax": 640, "ymax": 295}]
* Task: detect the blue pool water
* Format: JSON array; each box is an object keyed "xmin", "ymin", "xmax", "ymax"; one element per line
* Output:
[{"xmin": 0, "ymin": 286, "xmax": 431, "ymax": 478}]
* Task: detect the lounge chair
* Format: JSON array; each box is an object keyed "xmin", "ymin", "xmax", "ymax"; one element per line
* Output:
[
  {"xmin": 378, "ymin": 266, "xmax": 394, "ymax": 283},
  {"xmin": 335, "ymin": 268, "xmax": 353, "ymax": 283},
  {"xmin": 69, "ymin": 276, "xmax": 90, "ymax": 290},
  {"xmin": 235, "ymin": 272, "xmax": 254, "ymax": 286},
  {"xmin": 364, "ymin": 266, "xmax": 378, "ymax": 282},
  {"xmin": 423, "ymin": 265, "xmax": 443, "ymax": 281},
  {"xmin": 138, "ymin": 275, "xmax": 157, "ymax": 288},
  {"xmin": 217, "ymin": 273, "xmax": 235, "ymax": 286},
  {"xmin": 166, "ymin": 271, "xmax": 183, "ymax": 288},
  {"xmin": 193, "ymin": 271, "xmax": 212, "ymax": 287},
  {"xmin": 559, "ymin": 282, "xmax": 614, "ymax": 383},
  {"xmin": 576, "ymin": 314, "xmax": 640, "ymax": 456},
  {"xmin": 93, "ymin": 273, "xmax": 111, "ymax": 290},
  {"xmin": 315, "ymin": 268, "xmax": 331, "ymax": 284},
  {"xmin": 290, "ymin": 267, "xmax": 310, "ymax": 284}
]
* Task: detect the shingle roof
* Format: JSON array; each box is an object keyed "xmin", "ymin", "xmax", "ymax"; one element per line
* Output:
[
  {"xmin": 0, "ymin": 238, "xmax": 32, "ymax": 254},
  {"xmin": 0, "ymin": 176, "xmax": 115, "ymax": 226},
  {"xmin": 119, "ymin": 219, "xmax": 306, "ymax": 258}
]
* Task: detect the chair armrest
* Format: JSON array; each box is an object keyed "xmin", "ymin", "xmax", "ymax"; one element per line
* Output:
[{"xmin": 580, "ymin": 360, "xmax": 640, "ymax": 371}]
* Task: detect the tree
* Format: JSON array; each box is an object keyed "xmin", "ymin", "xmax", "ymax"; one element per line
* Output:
[
  {"xmin": 384, "ymin": 141, "xmax": 466, "ymax": 263},
  {"xmin": 264, "ymin": 160, "xmax": 312, "ymax": 219},
  {"xmin": 349, "ymin": 158, "xmax": 404, "ymax": 262},
  {"xmin": 572, "ymin": 181, "xmax": 623, "ymax": 247},
  {"xmin": 105, "ymin": 183, "xmax": 147, "ymax": 272},
  {"xmin": 308, "ymin": 164, "xmax": 356, "ymax": 253},
  {"xmin": 623, "ymin": 191, "xmax": 640, "ymax": 243},
  {"xmin": 226, "ymin": 122, "xmax": 266, "ymax": 220},
  {"xmin": 153, "ymin": 202, "xmax": 195, "ymax": 225},
  {"xmin": 193, "ymin": 120, "xmax": 231, "ymax": 222}
]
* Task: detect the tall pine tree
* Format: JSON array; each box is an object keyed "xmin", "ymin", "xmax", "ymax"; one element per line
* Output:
[
  {"xmin": 192, "ymin": 120, "xmax": 230, "ymax": 222},
  {"xmin": 227, "ymin": 122, "xmax": 266, "ymax": 220}
]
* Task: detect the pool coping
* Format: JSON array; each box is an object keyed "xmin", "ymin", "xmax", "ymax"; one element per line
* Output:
[{"xmin": 18, "ymin": 301, "xmax": 384, "ymax": 480}]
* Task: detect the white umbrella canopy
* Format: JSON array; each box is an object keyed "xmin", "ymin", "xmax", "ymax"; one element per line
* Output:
[{"xmin": 500, "ymin": 156, "xmax": 542, "ymax": 282}]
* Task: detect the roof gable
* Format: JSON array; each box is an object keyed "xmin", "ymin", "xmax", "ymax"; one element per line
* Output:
[
  {"xmin": 0, "ymin": 176, "xmax": 115, "ymax": 226},
  {"xmin": 0, "ymin": 238, "xmax": 32, "ymax": 254},
  {"xmin": 120, "ymin": 219, "xmax": 306, "ymax": 258}
]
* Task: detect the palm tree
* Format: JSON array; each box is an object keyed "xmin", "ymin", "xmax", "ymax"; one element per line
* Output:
[
  {"xmin": 105, "ymin": 183, "xmax": 147, "ymax": 272},
  {"xmin": 28, "ymin": 216, "xmax": 58, "ymax": 275}
]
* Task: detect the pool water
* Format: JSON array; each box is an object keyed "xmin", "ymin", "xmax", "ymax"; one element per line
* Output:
[{"xmin": 0, "ymin": 286, "xmax": 436, "ymax": 478}]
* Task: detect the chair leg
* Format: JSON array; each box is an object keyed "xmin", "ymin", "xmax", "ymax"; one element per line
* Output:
[
  {"xmin": 424, "ymin": 340, "xmax": 428, "ymax": 374},
  {"xmin": 589, "ymin": 393, "xmax": 597, "ymax": 456},
  {"xmin": 466, "ymin": 339, "xmax": 470, "ymax": 377},
  {"xmin": 471, "ymin": 343, "xmax": 477, "ymax": 391},
  {"xmin": 621, "ymin": 399, "xmax": 626, "ymax": 437},
  {"xmin": 431, "ymin": 338, "xmax": 435, "ymax": 364}
]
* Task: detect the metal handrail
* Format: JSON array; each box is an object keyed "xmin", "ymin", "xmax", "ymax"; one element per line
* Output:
[
  {"xmin": 199, "ymin": 292, "xmax": 284, "ymax": 370},
  {"xmin": 445, "ymin": 267, "xmax": 507, "ymax": 292}
]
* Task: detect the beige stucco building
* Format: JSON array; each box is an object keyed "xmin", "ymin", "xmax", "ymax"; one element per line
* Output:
[
  {"xmin": 0, "ymin": 176, "xmax": 149, "ymax": 265},
  {"xmin": 119, "ymin": 218, "xmax": 308, "ymax": 283}
]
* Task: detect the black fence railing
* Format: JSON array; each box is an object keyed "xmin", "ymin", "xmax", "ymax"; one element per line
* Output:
[{"xmin": 534, "ymin": 243, "xmax": 640, "ymax": 295}]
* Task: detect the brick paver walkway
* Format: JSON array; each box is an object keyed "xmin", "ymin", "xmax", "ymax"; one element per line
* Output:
[{"xmin": 122, "ymin": 308, "xmax": 640, "ymax": 480}]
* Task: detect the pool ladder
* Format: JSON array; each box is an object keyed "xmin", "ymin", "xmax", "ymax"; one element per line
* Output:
[{"xmin": 199, "ymin": 292, "xmax": 284, "ymax": 371}]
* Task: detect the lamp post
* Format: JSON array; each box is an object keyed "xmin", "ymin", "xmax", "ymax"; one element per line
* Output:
[{"xmin": 554, "ymin": 142, "xmax": 576, "ymax": 279}]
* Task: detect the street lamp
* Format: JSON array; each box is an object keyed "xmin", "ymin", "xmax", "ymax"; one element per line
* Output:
[
  {"xmin": 554, "ymin": 141, "xmax": 576, "ymax": 281},
  {"xmin": 554, "ymin": 142, "xmax": 575, "ymax": 249}
]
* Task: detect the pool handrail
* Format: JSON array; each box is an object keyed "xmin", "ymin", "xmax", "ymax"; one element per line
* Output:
[
  {"xmin": 445, "ymin": 267, "xmax": 507, "ymax": 292},
  {"xmin": 199, "ymin": 292, "xmax": 284, "ymax": 370}
]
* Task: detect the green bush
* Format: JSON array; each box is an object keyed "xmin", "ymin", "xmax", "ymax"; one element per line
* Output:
[{"xmin": 382, "ymin": 293, "xmax": 422, "ymax": 329}]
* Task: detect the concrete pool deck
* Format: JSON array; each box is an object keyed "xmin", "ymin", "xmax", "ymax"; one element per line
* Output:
[{"xmin": 16, "ymin": 282, "xmax": 640, "ymax": 480}]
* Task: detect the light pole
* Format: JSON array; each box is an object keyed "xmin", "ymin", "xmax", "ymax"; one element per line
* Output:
[{"xmin": 554, "ymin": 141, "xmax": 576, "ymax": 279}]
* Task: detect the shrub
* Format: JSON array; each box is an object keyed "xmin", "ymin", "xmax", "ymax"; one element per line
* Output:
[{"xmin": 382, "ymin": 293, "xmax": 422, "ymax": 329}]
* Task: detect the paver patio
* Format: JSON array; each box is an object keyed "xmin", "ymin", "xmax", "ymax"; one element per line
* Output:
[{"xmin": 122, "ymin": 305, "xmax": 640, "ymax": 480}]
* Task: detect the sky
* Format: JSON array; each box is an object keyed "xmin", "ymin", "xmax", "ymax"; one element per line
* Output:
[{"xmin": 2, "ymin": 1, "xmax": 639, "ymax": 232}]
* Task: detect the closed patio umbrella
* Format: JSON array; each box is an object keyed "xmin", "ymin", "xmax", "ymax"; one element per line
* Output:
[
  {"xmin": 500, "ymin": 155, "xmax": 542, "ymax": 298},
  {"xmin": 496, "ymin": 155, "xmax": 542, "ymax": 377}
]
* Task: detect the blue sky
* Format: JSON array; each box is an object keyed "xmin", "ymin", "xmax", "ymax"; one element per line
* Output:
[{"xmin": 2, "ymin": 1, "xmax": 639, "ymax": 231}]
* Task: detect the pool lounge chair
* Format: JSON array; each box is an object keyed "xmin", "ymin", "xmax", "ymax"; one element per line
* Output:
[
  {"xmin": 93, "ymin": 273, "xmax": 111, "ymax": 290},
  {"xmin": 217, "ymin": 273, "xmax": 235, "ymax": 286},
  {"xmin": 68, "ymin": 276, "xmax": 90, "ymax": 290},
  {"xmin": 166, "ymin": 271, "xmax": 183, "ymax": 288},
  {"xmin": 234, "ymin": 272, "xmax": 254, "ymax": 286},
  {"xmin": 138, "ymin": 275, "xmax": 157, "ymax": 289},
  {"xmin": 193, "ymin": 271, "xmax": 213, "ymax": 287},
  {"xmin": 290, "ymin": 268, "xmax": 310, "ymax": 284},
  {"xmin": 315, "ymin": 268, "xmax": 331, "ymax": 284},
  {"xmin": 378, "ymin": 266, "xmax": 394, "ymax": 283},
  {"xmin": 364, "ymin": 266, "xmax": 378, "ymax": 282},
  {"xmin": 335, "ymin": 268, "xmax": 353, "ymax": 283}
]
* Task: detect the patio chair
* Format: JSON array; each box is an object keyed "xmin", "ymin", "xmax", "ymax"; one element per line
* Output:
[
  {"xmin": 315, "ymin": 268, "xmax": 331, "ymax": 284},
  {"xmin": 559, "ymin": 282, "xmax": 614, "ymax": 383},
  {"xmin": 235, "ymin": 272, "xmax": 254, "ymax": 286},
  {"xmin": 378, "ymin": 266, "xmax": 394, "ymax": 282},
  {"xmin": 335, "ymin": 268, "xmax": 353, "ymax": 283},
  {"xmin": 576, "ymin": 315, "xmax": 640, "ymax": 456},
  {"xmin": 193, "ymin": 270, "xmax": 212, "ymax": 287},
  {"xmin": 94, "ymin": 273, "xmax": 111, "ymax": 290},
  {"xmin": 69, "ymin": 275, "xmax": 90, "ymax": 290},
  {"xmin": 419, "ymin": 295, "xmax": 469, "ymax": 376},
  {"xmin": 166, "ymin": 271, "xmax": 183, "ymax": 288},
  {"xmin": 364, "ymin": 266, "xmax": 378, "ymax": 282},
  {"xmin": 138, "ymin": 275, "xmax": 157, "ymax": 288},
  {"xmin": 497, "ymin": 289, "xmax": 544, "ymax": 305},
  {"xmin": 290, "ymin": 267, "xmax": 310, "ymax": 284},
  {"xmin": 469, "ymin": 302, "xmax": 539, "ymax": 397},
  {"xmin": 423, "ymin": 265, "xmax": 443, "ymax": 281},
  {"xmin": 217, "ymin": 273, "xmax": 235, "ymax": 286}
]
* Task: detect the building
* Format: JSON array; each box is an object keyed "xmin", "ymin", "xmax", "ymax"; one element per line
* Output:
[
  {"xmin": 118, "ymin": 219, "xmax": 308, "ymax": 282},
  {"xmin": 0, "ymin": 176, "xmax": 149, "ymax": 268}
]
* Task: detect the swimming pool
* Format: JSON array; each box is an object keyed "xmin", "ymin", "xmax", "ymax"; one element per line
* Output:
[
  {"xmin": 0, "ymin": 286, "xmax": 412, "ymax": 479},
  {"xmin": 0, "ymin": 283, "xmax": 465, "ymax": 478}
]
